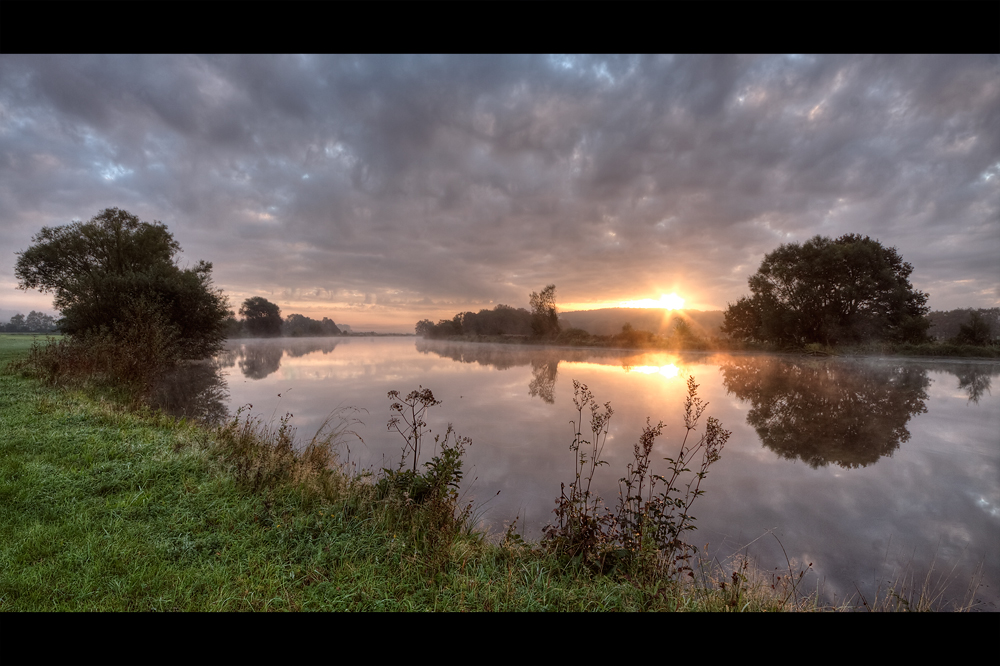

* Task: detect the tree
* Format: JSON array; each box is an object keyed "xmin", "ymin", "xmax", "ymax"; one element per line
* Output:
[
  {"xmin": 954, "ymin": 310, "xmax": 993, "ymax": 346},
  {"xmin": 25, "ymin": 311, "xmax": 57, "ymax": 332},
  {"xmin": 529, "ymin": 284, "xmax": 561, "ymax": 339},
  {"xmin": 15, "ymin": 208, "xmax": 229, "ymax": 358},
  {"xmin": 239, "ymin": 296, "xmax": 283, "ymax": 337},
  {"xmin": 723, "ymin": 234, "xmax": 930, "ymax": 345}
]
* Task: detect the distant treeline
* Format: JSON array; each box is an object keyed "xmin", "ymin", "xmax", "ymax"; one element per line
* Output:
[
  {"xmin": 417, "ymin": 286, "xmax": 561, "ymax": 340},
  {"xmin": 928, "ymin": 308, "xmax": 999, "ymax": 342},
  {"xmin": 222, "ymin": 296, "xmax": 343, "ymax": 338},
  {"xmin": 1, "ymin": 311, "xmax": 59, "ymax": 333},
  {"xmin": 226, "ymin": 310, "xmax": 343, "ymax": 338},
  {"xmin": 416, "ymin": 304, "xmax": 535, "ymax": 339}
]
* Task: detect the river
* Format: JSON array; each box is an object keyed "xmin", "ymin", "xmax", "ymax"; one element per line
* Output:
[{"xmin": 155, "ymin": 336, "xmax": 1000, "ymax": 610}]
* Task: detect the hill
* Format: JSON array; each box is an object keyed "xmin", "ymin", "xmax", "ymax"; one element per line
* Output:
[{"xmin": 558, "ymin": 308, "xmax": 726, "ymax": 337}]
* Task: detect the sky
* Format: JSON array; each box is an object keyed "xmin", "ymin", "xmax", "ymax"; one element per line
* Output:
[{"xmin": 1, "ymin": 54, "xmax": 997, "ymax": 332}]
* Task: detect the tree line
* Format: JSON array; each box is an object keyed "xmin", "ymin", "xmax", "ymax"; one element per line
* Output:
[
  {"xmin": 1, "ymin": 311, "xmax": 59, "ymax": 333},
  {"xmin": 927, "ymin": 308, "xmax": 999, "ymax": 346},
  {"xmin": 416, "ymin": 285, "xmax": 560, "ymax": 339},
  {"xmin": 224, "ymin": 296, "xmax": 343, "ymax": 339}
]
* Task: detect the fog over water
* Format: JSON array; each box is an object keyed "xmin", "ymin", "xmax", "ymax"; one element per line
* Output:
[{"xmin": 158, "ymin": 337, "xmax": 1000, "ymax": 609}]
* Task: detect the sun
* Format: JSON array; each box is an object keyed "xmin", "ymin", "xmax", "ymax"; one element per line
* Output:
[{"xmin": 619, "ymin": 293, "xmax": 686, "ymax": 310}]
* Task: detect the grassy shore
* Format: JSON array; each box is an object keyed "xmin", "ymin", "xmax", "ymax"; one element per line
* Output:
[{"xmin": 2, "ymin": 333, "xmax": 966, "ymax": 612}]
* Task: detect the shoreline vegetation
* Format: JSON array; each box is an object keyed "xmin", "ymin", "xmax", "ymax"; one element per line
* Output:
[{"xmin": 1, "ymin": 333, "xmax": 985, "ymax": 612}]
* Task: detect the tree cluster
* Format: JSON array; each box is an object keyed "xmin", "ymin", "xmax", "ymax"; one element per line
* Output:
[
  {"xmin": 417, "ymin": 304, "xmax": 534, "ymax": 339},
  {"xmin": 225, "ymin": 296, "xmax": 343, "ymax": 338},
  {"xmin": 928, "ymin": 308, "xmax": 999, "ymax": 346},
  {"xmin": 1, "ymin": 311, "xmax": 58, "ymax": 333},
  {"xmin": 15, "ymin": 208, "xmax": 230, "ymax": 359},
  {"xmin": 722, "ymin": 234, "xmax": 930, "ymax": 345},
  {"xmin": 415, "ymin": 286, "xmax": 561, "ymax": 340}
]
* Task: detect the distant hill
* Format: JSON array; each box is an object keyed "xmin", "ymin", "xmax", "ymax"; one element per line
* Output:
[{"xmin": 559, "ymin": 308, "xmax": 726, "ymax": 337}]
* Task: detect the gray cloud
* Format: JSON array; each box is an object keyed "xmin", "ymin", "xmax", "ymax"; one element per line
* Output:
[{"xmin": 1, "ymin": 54, "xmax": 997, "ymax": 330}]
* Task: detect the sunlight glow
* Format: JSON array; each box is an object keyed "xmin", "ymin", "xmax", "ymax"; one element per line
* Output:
[
  {"xmin": 618, "ymin": 293, "xmax": 685, "ymax": 310},
  {"xmin": 628, "ymin": 364, "xmax": 680, "ymax": 378}
]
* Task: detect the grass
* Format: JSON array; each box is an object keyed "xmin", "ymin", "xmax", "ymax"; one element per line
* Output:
[{"xmin": 0, "ymin": 333, "xmax": 978, "ymax": 612}]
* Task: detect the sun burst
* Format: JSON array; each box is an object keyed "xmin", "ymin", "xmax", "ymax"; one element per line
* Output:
[{"xmin": 619, "ymin": 293, "xmax": 685, "ymax": 310}]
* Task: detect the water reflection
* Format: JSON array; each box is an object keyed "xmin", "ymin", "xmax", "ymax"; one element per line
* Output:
[
  {"xmin": 149, "ymin": 359, "xmax": 230, "ymax": 425},
  {"xmin": 936, "ymin": 362, "xmax": 1000, "ymax": 404},
  {"xmin": 528, "ymin": 357, "xmax": 558, "ymax": 403},
  {"xmin": 222, "ymin": 338, "xmax": 346, "ymax": 380},
  {"xmin": 415, "ymin": 339, "xmax": 618, "ymax": 403},
  {"xmin": 720, "ymin": 357, "xmax": 930, "ymax": 469}
]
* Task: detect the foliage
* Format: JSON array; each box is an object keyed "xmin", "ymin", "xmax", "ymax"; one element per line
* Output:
[
  {"xmin": 530, "ymin": 284, "xmax": 561, "ymax": 339},
  {"xmin": 953, "ymin": 310, "xmax": 994, "ymax": 346},
  {"xmin": 10, "ymin": 297, "xmax": 185, "ymax": 397},
  {"xmin": 1, "ymin": 311, "xmax": 58, "ymax": 333},
  {"xmin": 379, "ymin": 387, "xmax": 473, "ymax": 569},
  {"xmin": 542, "ymin": 377, "xmax": 730, "ymax": 583},
  {"xmin": 928, "ymin": 307, "xmax": 999, "ymax": 342},
  {"xmin": 239, "ymin": 297, "xmax": 283, "ymax": 338},
  {"xmin": 223, "ymin": 313, "xmax": 244, "ymax": 338},
  {"xmin": 282, "ymin": 313, "xmax": 341, "ymax": 337},
  {"xmin": 14, "ymin": 208, "xmax": 229, "ymax": 359},
  {"xmin": 723, "ymin": 234, "xmax": 930, "ymax": 345},
  {"xmin": 416, "ymin": 304, "xmax": 534, "ymax": 339}
]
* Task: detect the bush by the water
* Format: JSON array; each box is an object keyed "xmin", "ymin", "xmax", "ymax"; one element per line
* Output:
[{"xmin": 541, "ymin": 377, "xmax": 730, "ymax": 583}]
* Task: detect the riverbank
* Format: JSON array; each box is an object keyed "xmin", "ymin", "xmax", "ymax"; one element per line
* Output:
[{"xmin": 2, "ymin": 333, "xmax": 975, "ymax": 612}]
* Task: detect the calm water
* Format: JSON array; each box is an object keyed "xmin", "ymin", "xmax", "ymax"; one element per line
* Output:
[{"xmin": 157, "ymin": 336, "xmax": 1000, "ymax": 609}]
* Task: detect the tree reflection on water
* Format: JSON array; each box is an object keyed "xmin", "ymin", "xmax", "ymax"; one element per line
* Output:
[
  {"xmin": 415, "ymin": 339, "xmax": 570, "ymax": 404},
  {"xmin": 149, "ymin": 359, "xmax": 230, "ymax": 426},
  {"xmin": 938, "ymin": 362, "xmax": 999, "ymax": 404},
  {"xmin": 720, "ymin": 357, "xmax": 931, "ymax": 469},
  {"xmin": 222, "ymin": 338, "xmax": 345, "ymax": 380}
]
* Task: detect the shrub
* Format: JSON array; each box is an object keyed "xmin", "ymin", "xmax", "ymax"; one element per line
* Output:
[
  {"xmin": 11, "ymin": 296, "xmax": 183, "ymax": 397},
  {"xmin": 542, "ymin": 377, "xmax": 730, "ymax": 582}
]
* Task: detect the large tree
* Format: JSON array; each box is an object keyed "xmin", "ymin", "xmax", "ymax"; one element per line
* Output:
[
  {"xmin": 239, "ymin": 296, "xmax": 283, "ymax": 337},
  {"xmin": 15, "ymin": 208, "xmax": 229, "ymax": 358},
  {"xmin": 722, "ymin": 234, "xmax": 930, "ymax": 345}
]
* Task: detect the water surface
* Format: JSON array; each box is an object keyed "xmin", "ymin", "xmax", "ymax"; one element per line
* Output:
[{"xmin": 160, "ymin": 336, "xmax": 1000, "ymax": 609}]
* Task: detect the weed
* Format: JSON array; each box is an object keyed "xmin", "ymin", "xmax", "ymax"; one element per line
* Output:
[
  {"xmin": 542, "ymin": 376, "xmax": 731, "ymax": 584},
  {"xmin": 379, "ymin": 388, "xmax": 476, "ymax": 572}
]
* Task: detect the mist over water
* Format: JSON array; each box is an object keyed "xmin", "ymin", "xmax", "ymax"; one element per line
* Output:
[{"xmin": 160, "ymin": 336, "xmax": 999, "ymax": 609}]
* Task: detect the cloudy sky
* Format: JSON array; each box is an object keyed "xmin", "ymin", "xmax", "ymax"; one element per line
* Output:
[{"xmin": 1, "ymin": 54, "xmax": 997, "ymax": 332}]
